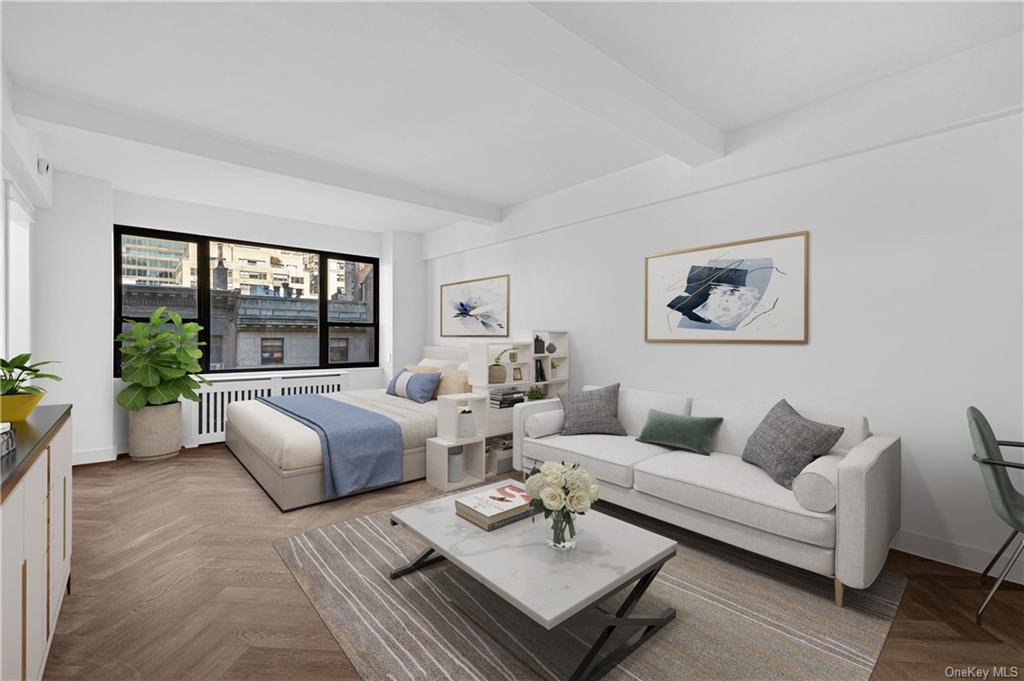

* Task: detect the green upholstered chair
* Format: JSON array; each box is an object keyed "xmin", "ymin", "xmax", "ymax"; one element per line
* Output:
[{"xmin": 967, "ymin": 406, "xmax": 1024, "ymax": 625}]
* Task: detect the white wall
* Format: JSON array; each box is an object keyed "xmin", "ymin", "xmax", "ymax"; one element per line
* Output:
[
  {"xmin": 425, "ymin": 114, "xmax": 1024, "ymax": 582},
  {"xmin": 31, "ymin": 172, "xmax": 114, "ymax": 463},
  {"xmin": 2, "ymin": 71, "xmax": 53, "ymax": 208},
  {"xmin": 32, "ymin": 179, "xmax": 390, "ymax": 462}
]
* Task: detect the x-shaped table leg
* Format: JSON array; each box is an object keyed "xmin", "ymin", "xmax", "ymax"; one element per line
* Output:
[{"xmin": 568, "ymin": 560, "xmax": 675, "ymax": 681}]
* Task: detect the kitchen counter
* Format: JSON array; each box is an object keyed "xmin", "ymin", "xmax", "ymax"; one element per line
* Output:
[{"xmin": 1, "ymin": 403, "xmax": 73, "ymax": 501}]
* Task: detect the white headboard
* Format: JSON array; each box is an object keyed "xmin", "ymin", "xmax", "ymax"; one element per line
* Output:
[{"xmin": 422, "ymin": 345, "xmax": 468, "ymax": 362}]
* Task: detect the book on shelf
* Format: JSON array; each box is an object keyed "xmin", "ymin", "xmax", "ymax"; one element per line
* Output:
[
  {"xmin": 489, "ymin": 387, "xmax": 525, "ymax": 409},
  {"xmin": 534, "ymin": 358, "xmax": 546, "ymax": 382},
  {"xmin": 0, "ymin": 426, "xmax": 15, "ymax": 458},
  {"xmin": 489, "ymin": 398, "xmax": 524, "ymax": 409},
  {"xmin": 455, "ymin": 481, "xmax": 533, "ymax": 531}
]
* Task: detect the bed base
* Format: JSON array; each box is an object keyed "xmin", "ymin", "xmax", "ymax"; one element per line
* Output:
[{"xmin": 225, "ymin": 422, "xmax": 426, "ymax": 511}]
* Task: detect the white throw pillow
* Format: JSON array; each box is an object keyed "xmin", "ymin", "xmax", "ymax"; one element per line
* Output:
[
  {"xmin": 792, "ymin": 453, "xmax": 842, "ymax": 513},
  {"xmin": 524, "ymin": 411, "xmax": 564, "ymax": 439},
  {"xmin": 419, "ymin": 358, "xmax": 462, "ymax": 369}
]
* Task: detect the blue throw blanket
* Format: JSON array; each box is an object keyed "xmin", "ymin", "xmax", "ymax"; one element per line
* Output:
[{"xmin": 257, "ymin": 394, "xmax": 403, "ymax": 499}]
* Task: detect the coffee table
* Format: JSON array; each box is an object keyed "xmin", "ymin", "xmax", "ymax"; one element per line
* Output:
[{"xmin": 389, "ymin": 481, "xmax": 678, "ymax": 681}]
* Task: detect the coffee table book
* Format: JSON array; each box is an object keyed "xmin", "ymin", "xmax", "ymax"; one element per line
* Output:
[{"xmin": 454, "ymin": 481, "xmax": 532, "ymax": 531}]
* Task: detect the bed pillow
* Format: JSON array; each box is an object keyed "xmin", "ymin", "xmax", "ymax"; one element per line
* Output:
[
  {"xmin": 419, "ymin": 358, "xmax": 462, "ymax": 369},
  {"xmin": 742, "ymin": 399, "xmax": 845, "ymax": 489},
  {"xmin": 558, "ymin": 383, "xmax": 627, "ymax": 436},
  {"xmin": 436, "ymin": 369, "xmax": 471, "ymax": 396},
  {"xmin": 405, "ymin": 364, "xmax": 470, "ymax": 396},
  {"xmin": 387, "ymin": 369, "xmax": 442, "ymax": 404},
  {"xmin": 636, "ymin": 410, "xmax": 723, "ymax": 455}
]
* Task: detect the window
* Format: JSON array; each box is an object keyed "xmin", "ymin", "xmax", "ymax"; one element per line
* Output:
[
  {"xmin": 260, "ymin": 338, "xmax": 285, "ymax": 365},
  {"xmin": 326, "ymin": 258, "xmax": 375, "ymax": 365},
  {"xmin": 328, "ymin": 337, "xmax": 348, "ymax": 363},
  {"xmin": 114, "ymin": 225, "xmax": 379, "ymax": 375}
]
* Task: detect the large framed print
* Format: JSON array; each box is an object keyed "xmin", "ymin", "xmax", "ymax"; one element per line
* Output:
[
  {"xmin": 645, "ymin": 231, "xmax": 808, "ymax": 344},
  {"xmin": 440, "ymin": 274, "xmax": 510, "ymax": 337}
]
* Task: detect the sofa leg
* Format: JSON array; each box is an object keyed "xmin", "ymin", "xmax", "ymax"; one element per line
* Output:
[{"xmin": 834, "ymin": 578, "xmax": 844, "ymax": 608}]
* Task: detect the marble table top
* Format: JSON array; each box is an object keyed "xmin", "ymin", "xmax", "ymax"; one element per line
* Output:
[{"xmin": 390, "ymin": 480, "xmax": 678, "ymax": 629}]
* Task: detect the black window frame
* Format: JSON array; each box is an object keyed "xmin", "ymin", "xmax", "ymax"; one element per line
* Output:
[{"xmin": 114, "ymin": 224, "xmax": 380, "ymax": 376}]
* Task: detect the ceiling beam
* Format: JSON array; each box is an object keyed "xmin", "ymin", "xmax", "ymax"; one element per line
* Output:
[
  {"xmin": 11, "ymin": 83, "xmax": 502, "ymax": 225},
  {"xmin": 400, "ymin": 3, "xmax": 724, "ymax": 166}
]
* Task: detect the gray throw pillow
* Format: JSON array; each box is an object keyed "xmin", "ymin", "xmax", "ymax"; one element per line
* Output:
[
  {"xmin": 741, "ymin": 399, "xmax": 844, "ymax": 489},
  {"xmin": 558, "ymin": 384, "xmax": 627, "ymax": 436}
]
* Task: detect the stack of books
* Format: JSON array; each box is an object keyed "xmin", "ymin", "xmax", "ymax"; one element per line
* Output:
[
  {"xmin": 1, "ymin": 423, "xmax": 15, "ymax": 458},
  {"xmin": 490, "ymin": 386, "xmax": 524, "ymax": 409},
  {"xmin": 455, "ymin": 482, "xmax": 534, "ymax": 531}
]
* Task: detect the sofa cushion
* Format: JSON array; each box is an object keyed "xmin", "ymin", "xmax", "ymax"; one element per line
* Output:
[
  {"xmin": 636, "ymin": 410, "xmax": 722, "ymax": 455},
  {"xmin": 690, "ymin": 398, "xmax": 870, "ymax": 456},
  {"xmin": 792, "ymin": 453, "xmax": 841, "ymax": 513},
  {"xmin": 522, "ymin": 434, "xmax": 671, "ymax": 488},
  {"xmin": 560, "ymin": 384, "xmax": 627, "ymax": 436},
  {"xmin": 614, "ymin": 387, "xmax": 690, "ymax": 436},
  {"xmin": 524, "ymin": 410, "xmax": 564, "ymax": 439},
  {"xmin": 633, "ymin": 452, "xmax": 836, "ymax": 548},
  {"xmin": 742, "ymin": 399, "xmax": 845, "ymax": 489}
]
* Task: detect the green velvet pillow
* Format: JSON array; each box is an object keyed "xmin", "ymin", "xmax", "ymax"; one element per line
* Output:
[{"xmin": 636, "ymin": 410, "xmax": 723, "ymax": 455}]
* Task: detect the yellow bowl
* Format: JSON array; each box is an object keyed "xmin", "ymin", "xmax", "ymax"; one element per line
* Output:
[{"xmin": 0, "ymin": 393, "xmax": 45, "ymax": 422}]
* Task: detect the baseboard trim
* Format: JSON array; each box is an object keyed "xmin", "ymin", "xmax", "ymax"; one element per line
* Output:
[
  {"xmin": 73, "ymin": 447, "xmax": 118, "ymax": 466},
  {"xmin": 895, "ymin": 529, "xmax": 1024, "ymax": 585}
]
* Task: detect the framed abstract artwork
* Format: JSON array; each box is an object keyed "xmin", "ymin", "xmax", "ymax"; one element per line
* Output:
[
  {"xmin": 645, "ymin": 231, "xmax": 808, "ymax": 344},
  {"xmin": 440, "ymin": 274, "xmax": 510, "ymax": 337}
]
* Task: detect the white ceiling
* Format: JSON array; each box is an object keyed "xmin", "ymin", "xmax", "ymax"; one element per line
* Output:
[
  {"xmin": 539, "ymin": 2, "xmax": 1023, "ymax": 131},
  {"xmin": 3, "ymin": 2, "xmax": 1021, "ymax": 232}
]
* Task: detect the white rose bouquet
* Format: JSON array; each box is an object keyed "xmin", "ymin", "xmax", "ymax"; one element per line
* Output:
[{"xmin": 525, "ymin": 461, "xmax": 599, "ymax": 550}]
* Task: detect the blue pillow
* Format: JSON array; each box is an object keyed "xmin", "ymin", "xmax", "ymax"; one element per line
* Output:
[{"xmin": 386, "ymin": 369, "xmax": 441, "ymax": 404}]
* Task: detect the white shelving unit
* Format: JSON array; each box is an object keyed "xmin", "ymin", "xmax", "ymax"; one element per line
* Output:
[
  {"xmin": 426, "ymin": 393, "xmax": 489, "ymax": 492},
  {"xmin": 468, "ymin": 329, "xmax": 570, "ymax": 437}
]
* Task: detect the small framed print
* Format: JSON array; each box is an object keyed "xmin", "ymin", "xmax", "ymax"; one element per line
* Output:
[
  {"xmin": 440, "ymin": 274, "xmax": 509, "ymax": 337},
  {"xmin": 512, "ymin": 367, "xmax": 523, "ymax": 381}
]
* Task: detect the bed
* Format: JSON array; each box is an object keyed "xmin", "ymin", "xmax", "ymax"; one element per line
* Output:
[{"xmin": 224, "ymin": 345, "xmax": 467, "ymax": 510}]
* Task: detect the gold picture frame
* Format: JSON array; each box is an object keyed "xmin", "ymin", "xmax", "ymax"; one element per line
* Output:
[
  {"xmin": 440, "ymin": 274, "xmax": 510, "ymax": 337},
  {"xmin": 644, "ymin": 231, "xmax": 809, "ymax": 344}
]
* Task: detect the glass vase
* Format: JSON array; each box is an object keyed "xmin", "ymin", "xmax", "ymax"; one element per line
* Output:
[{"xmin": 547, "ymin": 510, "xmax": 577, "ymax": 551}]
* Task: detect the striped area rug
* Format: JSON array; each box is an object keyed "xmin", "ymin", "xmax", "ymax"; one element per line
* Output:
[{"xmin": 274, "ymin": 508, "xmax": 905, "ymax": 681}]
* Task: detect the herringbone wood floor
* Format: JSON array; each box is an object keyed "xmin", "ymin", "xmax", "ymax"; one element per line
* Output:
[{"xmin": 43, "ymin": 446, "xmax": 1022, "ymax": 681}]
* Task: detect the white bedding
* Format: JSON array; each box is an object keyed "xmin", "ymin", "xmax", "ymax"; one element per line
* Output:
[{"xmin": 225, "ymin": 389, "xmax": 438, "ymax": 471}]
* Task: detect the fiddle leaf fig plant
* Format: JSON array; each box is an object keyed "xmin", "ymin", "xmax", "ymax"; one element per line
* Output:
[
  {"xmin": 115, "ymin": 307, "xmax": 211, "ymax": 411},
  {"xmin": 0, "ymin": 354, "xmax": 62, "ymax": 395}
]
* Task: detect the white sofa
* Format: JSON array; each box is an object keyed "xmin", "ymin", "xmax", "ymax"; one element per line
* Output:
[{"xmin": 512, "ymin": 387, "xmax": 901, "ymax": 605}]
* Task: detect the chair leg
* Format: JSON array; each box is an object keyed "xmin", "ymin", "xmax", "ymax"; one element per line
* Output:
[
  {"xmin": 834, "ymin": 578, "xmax": 844, "ymax": 608},
  {"xmin": 980, "ymin": 530, "xmax": 1019, "ymax": 585},
  {"xmin": 977, "ymin": 536, "xmax": 1024, "ymax": 625}
]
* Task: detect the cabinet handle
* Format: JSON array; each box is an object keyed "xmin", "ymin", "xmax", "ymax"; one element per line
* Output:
[
  {"xmin": 46, "ymin": 492, "xmax": 51, "ymax": 636},
  {"xmin": 21, "ymin": 560, "xmax": 26, "ymax": 681},
  {"xmin": 63, "ymin": 476, "xmax": 67, "ymax": 561}
]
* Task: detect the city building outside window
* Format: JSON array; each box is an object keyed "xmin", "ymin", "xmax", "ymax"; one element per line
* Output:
[{"xmin": 114, "ymin": 225, "xmax": 379, "ymax": 375}]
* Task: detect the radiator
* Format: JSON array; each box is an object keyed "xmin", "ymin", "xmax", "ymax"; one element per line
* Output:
[{"xmin": 182, "ymin": 371, "xmax": 349, "ymax": 448}]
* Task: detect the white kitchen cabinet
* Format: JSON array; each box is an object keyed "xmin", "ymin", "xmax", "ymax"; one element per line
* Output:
[{"xmin": 0, "ymin": 407, "xmax": 73, "ymax": 681}]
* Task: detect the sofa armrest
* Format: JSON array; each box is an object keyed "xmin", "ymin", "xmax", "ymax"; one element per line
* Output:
[
  {"xmin": 512, "ymin": 399, "xmax": 562, "ymax": 471},
  {"xmin": 836, "ymin": 435, "xmax": 901, "ymax": 589}
]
